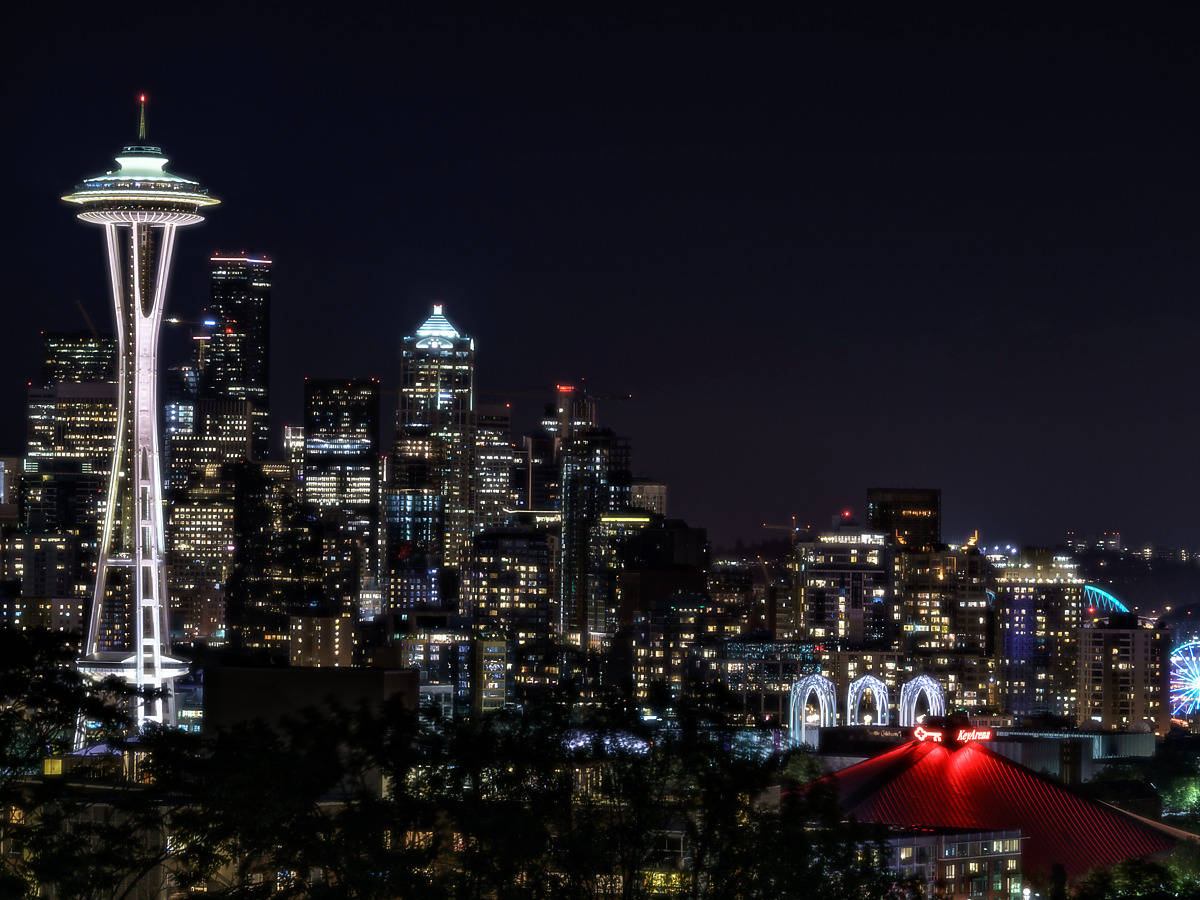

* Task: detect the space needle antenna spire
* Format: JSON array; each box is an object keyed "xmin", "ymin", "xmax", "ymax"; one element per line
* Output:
[{"xmin": 63, "ymin": 97, "xmax": 219, "ymax": 733}]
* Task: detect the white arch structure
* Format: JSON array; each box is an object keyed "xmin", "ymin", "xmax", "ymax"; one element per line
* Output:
[
  {"xmin": 847, "ymin": 675, "xmax": 890, "ymax": 726},
  {"xmin": 899, "ymin": 675, "xmax": 945, "ymax": 726},
  {"xmin": 789, "ymin": 674, "xmax": 837, "ymax": 747}
]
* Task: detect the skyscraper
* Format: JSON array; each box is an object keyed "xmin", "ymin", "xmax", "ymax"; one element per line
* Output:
[
  {"xmin": 62, "ymin": 97, "xmax": 218, "ymax": 729},
  {"xmin": 201, "ymin": 255, "xmax": 271, "ymax": 458},
  {"xmin": 559, "ymin": 426, "xmax": 632, "ymax": 643},
  {"xmin": 473, "ymin": 404, "xmax": 518, "ymax": 530},
  {"xmin": 866, "ymin": 487, "xmax": 942, "ymax": 549},
  {"xmin": 42, "ymin": 331, "xmax": 117, "ymax": 385},
  {"xmin": 303, "ymin": 378, "xmax": 381, "ymax": 580},
  {"xmin": 995, "ymin": 550, "xmax": 1085, "ymax": 721},
  {"xmin": 396, "ymin": 305, "xmax": 475, "ymax": 570}
]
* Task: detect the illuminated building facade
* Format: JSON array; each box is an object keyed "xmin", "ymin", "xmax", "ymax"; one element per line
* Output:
[
  {"xmin": 790, "ymin": 524, "xmax": 893, "ymax": 648},
  {"xmin": 163, "ymin": 364, "xmax": 198, "ymax": 481},
  {"xmin": 23, "ymin": 378, "xmax": 116, "ymax": 600},
  {"xmin": 303, "ymin": 378, "xmax": 380, "ymax": 578},
  {"xmin": 1077, "ymin": 614, "xmax": 1170, "ymax": 734},
  {"xmin": 290, "ymin": 609, "xmax": 355, "ymax": 667},
  {"xmin": 690, "ymin": 638, "xmax": 819, "ymax": 724},
  {"xmin": 42, "ymin": 331, "xmax": 117, "ymax": 385},
  {"xmin": 559, "ymin": 427, "xmax": 631, "ymax": 643},
  {"xmin": 630, "ymin": 593, "xmax": 707, "ymax": 701},
  {"xmin": 283, "ymin": 425, "xmax": 304, "ymax": 488},
  {"xmin": 465, "ymin": 526, "xmax": 554, "ymax": 642},
  {"xmin": 396, "ymin": 305, "xmax": 474, "ymax": 570},
  {"xmin": 63, "ymin": 100, "xmax": 217, "ymax": 728},
  {"xmin": 586, "ymin": 510, "xmax": 655, "ymax": 638},
  {"xmin": 472, "ymin": 404, "xmax": 517, "ymax": 530},
  {"xmin": 630, "ymin": 480, "xmax": 668, "ymax": 517},
  {"xmin": 166, "ymin": 398, "xmax": 254, "ymax": 491},
  {"xmin": 474, "ymin": 637, "xmax": 508, "ymax": 712},
  {"xmin": 393, "ymin": 629, "xmax": 474, "ymax": 717},
  {"xmin": 896, "ymin": 545, "xmax": 991, "ymax": 655},
  {"xmin": 15, "ymin": 533, "xmax": 76, "ymax": 598},
  {"xmin": 166, "ymin": 468, "xmax": 234, "ymax": 640},
  {"xmin": 994, "ymin": 550, "xmax": 1085, "ymax": 720},
  {"xmin": 201, "ymin": 256, "xmax": 271, "ymax": 459},
  {"xmin": 0, "ymin": 594, "xmax": 87, "ymax": 635},
  {"xmin": 866, "ymin": 487, "xmax": 941, "ymax": 549}
]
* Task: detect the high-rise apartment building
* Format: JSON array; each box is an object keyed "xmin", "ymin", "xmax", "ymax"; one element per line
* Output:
[
  {"xmin": 790, "ymin": 522, "xmax": 893, "ymax": 648},
  {"xmin": 995, "ymin": 550, "xmax": 1085, "ymax": 721},
  {"xmin": 866, "ymin": 487, "xmax": 941, "ymax": 549},
  {"xmin": 396, "ymin": 305, "xmax": 474, "ymax": 570},
  {"xmin": 897, "ymin": 545, "xmax": 991, "ymax": 655},
  {"xmin": 201, "ymin": 256, "xmax": 271, "ymax": 458},
  {"xmin": 465, "ymin": 526, "xmax": 555, "ymax": 648},
  {"xmin": 1077, "ymin": 614, "xmax": 1170, "ymax": 734}
]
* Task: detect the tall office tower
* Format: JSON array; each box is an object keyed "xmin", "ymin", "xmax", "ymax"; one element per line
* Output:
[
  {"xmin": 223, "ymin": 461, "xmax": 314, "ymax": 657},
  {"xmin": 559, "ymin": 427, "xmax": 632, "ymax": 644},
  {"xmin": 163, "ymin": 364, "xmax": 199, "ymax": 477},
  {"xmin": 994, "ymin": 550, "xmax": 1085, "ymax": 721},
  {"xmin": 303, "ymin": 378, "xmax": 380, "ymax": 583},
  {"xmin": 201, "ymin": 255, "xmax": 271, "ymax": 458},
  {"xmin": 25, "ymin": 369, "xmax": 118, "ymax": 602},
  {"xmin": 283, "ymin": 425, "xmax": 305, "ymax": 489},
  {"xmin": 42, "ymin": 331, "xmax": 117, "ymax": 385},
  {"xmin": 630, "ymin": 480, "xmax": 668, "ymax": 517},
  {"xmin": 586, "ymin": 510, "xmax": 656, "ymax": 638},
  {"xmin": 866, "ymin": 487, "xmax": 942, "ymax": 549},
  {"xmin": 517, "ymin": 433, "xmax": 558, "ymax": 510},
  {"xmin": 1077, "ymin": 614, "xmax": 1170, "ymax": 734},
  {"xmin": 603, "ymin": 516, "xmax": 709, "ymax": 641},
  {"xmin": 789, "ymin": 519, "xmax": 893, "ymax": 648},
  {"xmin": 62, "ymin": 98, "xmax": 218, "ymax": 729},
  {"xmin": 383, "ymin": 485, "xmax": 443, "ymax": 612},
  {"xmin": 396, "ymin": 305, "xmax": 474, "ymax": 570},
  {"xmin": 165, "ymin": 398, "xmax": 254, "ymax": 492},
  {"xmin": 166, "ymin": 466, "xmax": 234, "ymax": 640},
  {"xmin": 473, "ymin": 404, "xmax": 518, "ymax": 530}
]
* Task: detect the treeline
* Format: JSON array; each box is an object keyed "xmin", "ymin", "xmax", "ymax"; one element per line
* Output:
[
  {"xmin": 7, "ymin": 628, "xmax": 1197, "ymax": 899},
  {"xmin": 0, "ymin": 628, "xmax": 912, "ymax": 899}
]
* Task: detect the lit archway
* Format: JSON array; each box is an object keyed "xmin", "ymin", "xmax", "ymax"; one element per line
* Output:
[
  {"xmin": 789, "ymin": 674, "xmax": 836, "ymax": 747},
  {"xmin": 899, "ymin": 675, "xmax": 945, "ymax": 726},
  {"xmin": 847, "ymin": 675, "xmax": 890, "ymax": 726}
]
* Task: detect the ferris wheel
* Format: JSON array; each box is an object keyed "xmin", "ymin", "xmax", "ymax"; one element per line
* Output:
[{"xmin": 1170, "ymin": 639, "xmax": 1200, "ymax": 717}]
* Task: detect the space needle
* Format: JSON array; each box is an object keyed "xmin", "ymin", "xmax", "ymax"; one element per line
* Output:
[{"xmin": 63, "ymin": 96, "xmax": 218, "ymax": 730}]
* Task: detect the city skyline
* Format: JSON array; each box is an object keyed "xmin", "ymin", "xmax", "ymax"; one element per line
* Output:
[{"xmin": 8, "ymin": 7, "xmax": 1200, "ymax": 549}]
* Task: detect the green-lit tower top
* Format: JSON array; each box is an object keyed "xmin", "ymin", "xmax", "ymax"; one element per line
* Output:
[{"xmin": 62, "ymin": 94, "xmax": 219, "ymax": 224}]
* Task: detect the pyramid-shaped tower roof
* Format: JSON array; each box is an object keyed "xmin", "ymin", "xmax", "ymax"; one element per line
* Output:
[{"xmin": 415, "ymin": 304, "xmax": 460, "ymax": 339}]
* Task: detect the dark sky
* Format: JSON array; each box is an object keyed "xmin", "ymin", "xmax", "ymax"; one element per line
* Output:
[{"xmin": 4, "ymin": 6, "xmax": 1200, "ymax": 548}]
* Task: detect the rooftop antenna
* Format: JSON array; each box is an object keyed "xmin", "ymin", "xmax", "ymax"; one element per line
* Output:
[{"xmin": 137, "ymin": 93, "xmax": 147, "ymax": 141}]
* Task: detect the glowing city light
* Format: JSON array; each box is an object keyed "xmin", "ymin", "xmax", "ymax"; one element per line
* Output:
[{"xmin": 1170, "ymin": 639, "xmax": 1200, "ymax": 717}]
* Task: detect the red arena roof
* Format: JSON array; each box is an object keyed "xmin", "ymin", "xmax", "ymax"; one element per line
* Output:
[{"xmin": 811, "ymin": 739, "xmax": 1180, "ymax": 880}]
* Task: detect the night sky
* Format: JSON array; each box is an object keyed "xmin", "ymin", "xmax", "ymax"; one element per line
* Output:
[{"xmin": 5, "ymin": 6, "xmax": 1200, "ymax": 549}]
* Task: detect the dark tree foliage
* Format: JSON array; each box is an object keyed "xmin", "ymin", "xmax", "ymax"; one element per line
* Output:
[
  {"xmin": 0, "ymin": 627, "xmax": 145, "ymax": 897},
  {"xmin": 7, "ymin": 627, "xmax": 1191, "ymax": 899}
]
